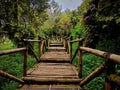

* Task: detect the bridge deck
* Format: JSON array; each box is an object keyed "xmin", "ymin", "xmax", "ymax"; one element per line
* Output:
[{"xmin": 19, "ymin": 42, "xmax": 83, "ymax": 90}]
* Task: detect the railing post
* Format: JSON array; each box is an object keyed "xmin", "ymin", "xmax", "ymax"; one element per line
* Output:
[
  {"xmin": 70, "ymin": 37, "xmax": 72, "ymax": 59},
  {"xmin": 23, "ymin": 41, "xmax": 28, "ymax": 77},
  {"xmin": 65, "ymin": 39, "xmax": 68, "ymax": 51},
  {"xmin": 104, "ymin": 53, "xmax": 116, "ymax": 90},
  {"xmin": 78, "ymin": 41, "xmax": 83, "ymax": 79},
  {"xmin": 38, "ymin": 41, "xmax": 42, "ymax": 59},
  {"xmin": 62, "ymin": 37, "xmax": 65, "ymax": 48}
]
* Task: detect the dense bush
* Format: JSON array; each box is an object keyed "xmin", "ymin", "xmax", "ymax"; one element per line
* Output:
[{"xmin": 0, "ymin": 41, "xmax": 37, "ymax": 90}]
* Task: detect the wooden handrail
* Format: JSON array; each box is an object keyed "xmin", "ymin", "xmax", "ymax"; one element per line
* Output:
[
  {"xmin": 0, "ymin": 70, "xmax": 24, "ymax": 84},
  {"xmin": 28, "ymin": 43, "xmax": 39, "ymax": 62},
  {"xmin": 71, "ymin": 48, "xmax": 78, "ymax": 63},
  {"xmin": 0, "ymin": 47, "xmax": 27, "ymax": 83},
  {"xmin": 80, "ymin": 64, "xmax": 105, "ymax": 86},
  {"xmin": 78, "ymin": 46, "xmax": 120, "ymax": 89},
  {"xmin": 0, "ymin": 47, "xmax": 26, "ymax": 55},
  {"xmin": 70, "ymin": 38, "xmax": 83, "ymax": 43},
  {"xmin": 80, "ymin": 46, "xmax": 120, "ymax": 64},
  {"xmin": 23, "ymin": 39, "xmax": 41, "ymax": 42},
  {"xmin": 108, "ymin": 74, "xmax": 120, "ymax": 87}
]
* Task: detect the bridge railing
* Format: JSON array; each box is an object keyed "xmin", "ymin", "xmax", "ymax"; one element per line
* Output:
[
  {"xmin": 65, "ymin": 37, "xmax": 120, "ymax": 90},
  {"xmin": 0, "ymin": 47, "xmax": 26, "ymax": 84},
  {"xmin": 0, "ymin": 38, "xmax": 47, "ymax": 84}
]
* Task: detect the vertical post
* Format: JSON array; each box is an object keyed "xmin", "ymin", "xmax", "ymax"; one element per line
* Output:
[
  {"xmin": 48, "ymin": 38, "xmax": 50, "ymax": 48},
  {"xmin": 105, "ymin": 53, "xmax": 115, "ymax": 90},
  {"xmin": 70, "ymin": 42, "xmax": 72, "ymax": 59},
  {"xmin": 38, "ymin": 41, "xmax": 42, "ymax": 59},
  {"xmin": 65, "ymin": 39, "xmax": 67, "ymax": 51},
  {"xmin": 78, "ymin": 41, "xmax": 82, "ymax": 79},
  {"xmin": 70, "ymin": 37, "xmax": 72, "ymax": 59},
  {"xmin": 23, "ymin": 41, "xmax": 28, "ymax": 77},
  {"xmin": 63, "ymin": 37, "xmax": 65, "ymax": 48},
  {"xmin": 46, "ymin": 39, "xmax": 48, "ymax": 48}
]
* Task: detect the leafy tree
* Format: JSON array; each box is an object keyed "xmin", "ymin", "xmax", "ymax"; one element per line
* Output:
[{"xmin": 0, "ymin": 0, "xmax": 49, "ymax": 46}]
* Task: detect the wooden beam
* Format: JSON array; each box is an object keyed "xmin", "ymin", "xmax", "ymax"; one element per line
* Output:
[
  {"xmin": 70, "ymin": 38, "xmax": 83, "ymax": 43},
  {"xmin": 0, "ymin": 47, "xmax": 26, "ymax": 55},
  {"xmin": 23, "ymin": 77, "xmax": 81, "ymax": 84},
  {"xmin": 28, "ymin": 43, "xmax": 39, "ymax": 62},
  {"xmin": 80, "ymin": 47, "xmax": 120, "ymax": 64},
  {"xmin": 78, "ymin": 48, "xmax": 82, "ymax": 79},
  {"xmin": 70, "ymin": 42, "xmax": 72, "ymax": 59},
  {"xmin": 108, "ymin": 74, "xmax": 120, "ymax": 87},
  {"xmin": 80, "ymin": 64, "xmax": 104, "ymax": 86},
  {"xmin": 23, "ymin": 39, "xmax": 41, "ymax": 42},
  {"xmin": 71, "ymin": 48, "xmax": 78, "ymax": 63},
  {"xmin": 0, "ymin": 70, "xmax": 24, "ymax": 84},
  {"xmin": 23, "ymin": 46, "xmax": 28, "ymax": 77}
]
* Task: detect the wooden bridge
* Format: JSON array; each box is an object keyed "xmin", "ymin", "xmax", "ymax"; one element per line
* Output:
[{"xmin": 0, "ymin": 37, "xmax": 120, "ymax": 90}]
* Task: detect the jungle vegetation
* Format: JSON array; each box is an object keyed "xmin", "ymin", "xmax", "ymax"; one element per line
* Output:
[{"xmin": 0, "ymin": 0, "xmax": 120, "ymax": 90}]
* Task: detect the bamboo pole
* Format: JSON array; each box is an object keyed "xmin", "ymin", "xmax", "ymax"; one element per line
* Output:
[
  {"xmin": 0, "ymin": 70, "xmax": 24, "ymax": 84},
  {"xmin": 80, "ymin": 64, "xmax": 104, "ymax": 86}
]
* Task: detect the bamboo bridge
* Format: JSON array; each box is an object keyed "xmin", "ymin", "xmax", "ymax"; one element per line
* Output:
[{"xmin": 0, "ymin": 36, "xmax": 120, "ymax": 90}]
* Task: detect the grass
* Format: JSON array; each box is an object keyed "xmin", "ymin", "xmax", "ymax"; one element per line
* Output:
[
  {"xmin": 72, "ymin": 43, "xmax": 104, "ymax": 90},
  {"xmin": 0, "ymin": 40, "xmax": 38, "ymax": 90},
  {"xmin": 0, "ymin": 40, "xmax": 16, "ymax": 50}
]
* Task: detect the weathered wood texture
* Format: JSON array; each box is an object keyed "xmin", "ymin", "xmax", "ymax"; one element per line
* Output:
[
  {"xmin": 39, "ymin": 51, "xmax": 70, "ymax": 63},
  {"xmin": 23, "ymin": 63, "xmax": 80, "ymax": 84},
  {"xmin": 19, "ymin": 41, "xmax": 82, "ymax": 90},
  {"xmin": 19, "ymin": 85, "xmax": 83, "ymax": 90},
  {"xmin": 0, "ymin": 70, "xmax": 24, "ymax": 84},
  {"xmin": 0, "ymin": 47, "xmax": 26, "ymax": 55},
  {"xmin": 49, "ymin": 43, "xmax": 63, "ymax": 47},
  {"xmin": 47, "ymin": 47, "xmax": 66, "ymax": 51}
]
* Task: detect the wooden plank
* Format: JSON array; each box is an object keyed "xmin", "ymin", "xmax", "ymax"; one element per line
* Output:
[
  {"xmin": 22, "ymin": 63, "xmax": 80, "ymax": 84},
  {"xmin": 48, "ymin": 47, "xmax": 66, "ymax": 51},
  {"xmin": 49, "ymin": 44, "xmax": 63, "ymax": 47},
  {"xmin": 19, "ymin": 85, "xmax": 83, "ymax": 90},
  {"xmin": 39, "ymin": 51, "xmax": 70, "ymax": 62},
  {"xmin": 23, "ymin": 77, "xmax": 81, "ymax": 84},
  {"xmin": 19, "ymin": 41, "xmax": 83, "ymax": 90}
]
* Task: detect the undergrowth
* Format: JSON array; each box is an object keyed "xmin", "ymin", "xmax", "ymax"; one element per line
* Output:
[
  {"xmin": 72, "ymin": 43, "xmax": 104, "ymax": 90},
  {"xmin": 0, "ymin": 41, "xmax": 38, "ymax": 90}
]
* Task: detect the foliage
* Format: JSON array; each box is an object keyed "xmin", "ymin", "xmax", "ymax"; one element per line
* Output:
[
  {"xmin": 0, "ymin": 41, "xmax": 38, "ymax": 90},
  {"xmin": 71, "ymin": 19, "xmax": 87, "ymax": 39},
  {"xmin": 72, "ymin": 43, "xmax": 104, "ymax": 90},
  {"xmin": 57, "ymin": 13, "xmax": 73, "ymax": 36},
  {"xmin": 82, "ymin": 54, "xmax": 104, "ymax": 90},
  {"xmin": 0, "ymin": 0, "xmax": 49, "ymax": 46},
  {"xmin": 78, "ymin": 0, "xmax": 120, "ymax": 54}
]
